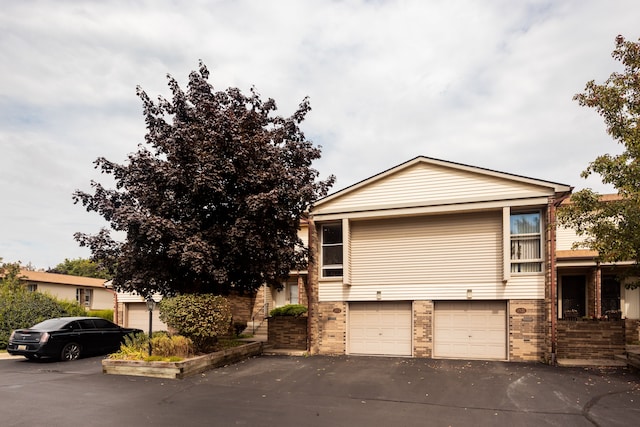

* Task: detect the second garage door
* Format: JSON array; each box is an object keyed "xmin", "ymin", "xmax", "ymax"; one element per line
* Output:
[
  {"xmin": 349, "ymin": 302, "xmax": 412, "ymax": 356},
  {"xmin": 126, "ymin": 303, "xmax": 168, "ymax": 331},
  {"xmin": 434, "ymin": 301, "xmax": 506, "ymax": 360}
]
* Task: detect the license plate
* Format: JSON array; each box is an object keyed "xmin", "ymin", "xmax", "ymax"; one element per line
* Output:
[{"xmin": 17, "ymin": 345, "xmax": 27, "ymax": 351}]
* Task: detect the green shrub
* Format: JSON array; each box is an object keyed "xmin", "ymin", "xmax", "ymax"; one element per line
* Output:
[
  {"xmin": 270, "ymin": 304, "xmax": 308, "ymax": 317},
  {"xmin": 158, "ymin": 294, "xmax": 232, "ymax": 353},
  {"xmin": 86, "ymin": 309, "xmax": 113, "ymax": 321},
  {"xmin": 108, "ymin": 333, "xmax": 149, "ymax": 360},
  {"xmin": 0, "ymin": 287, "xmax": 86, "ymax": 349},
  {"xmin": 57, "ymin": 299, "xmax": 88, "ymax": 316}
]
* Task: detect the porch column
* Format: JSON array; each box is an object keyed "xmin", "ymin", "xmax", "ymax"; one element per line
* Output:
[{"xmin": 595, "ymin": 266, "xmax": 602, "ymax": 319}]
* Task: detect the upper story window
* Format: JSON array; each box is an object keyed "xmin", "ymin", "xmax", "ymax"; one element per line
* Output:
[
  {"xmin": 321, "ymin": 223, "xmax": 343, "ymax": 277},
  {"xmin": 510, "ymin": 212, "xmax": 542, "ymax": 273}
]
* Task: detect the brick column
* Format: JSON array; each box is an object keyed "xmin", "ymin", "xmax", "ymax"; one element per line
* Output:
[{"xmin": 306, "ymin": 218, "xmax": 320, "ymax": 354}]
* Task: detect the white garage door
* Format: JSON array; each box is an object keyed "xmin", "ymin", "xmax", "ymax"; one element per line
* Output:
[
  {"xmin": 126, "ymin": 303, "xmax": 168, "ymax": 331},
  {"xmin": 434, "ymin": 301, "xmax": 506, "ymax": 360},
  {"xmin": 349, "ymin": 302, "xmax": 412, "ymax": 356}
]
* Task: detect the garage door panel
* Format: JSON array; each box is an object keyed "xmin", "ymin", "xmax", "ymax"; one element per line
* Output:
[
  {"xmin": 434, "ymin": 301, "xmax": 506, "ymax": 360},
  {"xmin": 126, "ymin": 303, "xmax": 167, "ymax": 331},
  {"xmin": 349, "ymin": 302, "xmax": 412, "ymax": 356}
]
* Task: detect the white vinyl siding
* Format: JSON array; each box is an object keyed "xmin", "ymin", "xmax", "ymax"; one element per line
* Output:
[
  {"xmin": 348, "ymin": 302, "xmax": 412, "ymax": 356},
  {"xmin": 350, "ymin": 211, "xmax": 502, "ymax": 286},
  {"xmin": 313, "ymin": 162, "xmax": 555, "ymax": 215},
  {"xmin": 434, "ymin": 301, "xmax": 507, "ymax": 360},
  {"xmin": 556, "ymin": 225, "xmax": 582, "ymax": 251},
  {"xmin": 318, "ymin": 209, "xmax": 546, "ymax": 301}
]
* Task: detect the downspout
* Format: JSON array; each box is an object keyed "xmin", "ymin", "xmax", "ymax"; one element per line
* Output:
[{"xmin": 550, "ymin": 190, "xmax": 572, "ymax": 365}]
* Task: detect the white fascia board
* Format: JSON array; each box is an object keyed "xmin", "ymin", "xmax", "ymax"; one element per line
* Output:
[{"xmin": 311, "ymin": 197, "xmax": 550, "ymax": 221}]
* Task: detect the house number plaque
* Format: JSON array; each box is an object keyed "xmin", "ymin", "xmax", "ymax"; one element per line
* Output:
[{"xmin": 515, "ymin": 308, "xmax": 527, "ymax": 314}]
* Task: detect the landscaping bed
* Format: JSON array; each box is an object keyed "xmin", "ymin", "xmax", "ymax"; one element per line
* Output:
[{"xmin": 102, "ymin": 341, "xmax": 263, "ymax": 379}]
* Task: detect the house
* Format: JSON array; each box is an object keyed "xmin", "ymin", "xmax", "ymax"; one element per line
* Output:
[
  {"xmin": 305, "ymin": 156, "xmax": 572, "ymax": 362},
  {"xmin": 555, "ymin": 195, "xmax": 640, "ymax": 356},
  {"xmin": 109, "ymin": 287, "xmax": 168, "ymax": 332},
  {"xmin": 18, "ymin": 270, "xmax": 114, "ymax": 311}
]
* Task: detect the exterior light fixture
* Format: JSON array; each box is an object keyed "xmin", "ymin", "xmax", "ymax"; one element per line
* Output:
[{"xmin": 146, "ymin": 296, "xmax": 156, "ymax": 356}]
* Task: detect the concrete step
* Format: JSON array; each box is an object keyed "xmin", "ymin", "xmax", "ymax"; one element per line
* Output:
[{"xmin": 557, "ymin": 358, "xmax": 627, "ymax": 367}]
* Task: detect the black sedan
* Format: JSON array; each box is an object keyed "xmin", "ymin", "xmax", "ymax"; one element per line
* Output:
[{"xmin": 7, "ymin": 317, "xmax": 142, "ymax": 361}]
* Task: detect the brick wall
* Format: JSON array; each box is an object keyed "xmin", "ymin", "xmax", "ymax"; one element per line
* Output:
[
  {"xmin": 625, "ymin": 318, "xmax": 640, "ymax": 344},
  {"xmin": 413, "ymin": 301, "xmax": 433, "ymax": 357},
  {"xmin": 268, "ymin": 316, "xmax": 308, "ymax": 349},
  {"xmin": 509, "ymin": 300, "xmax": 545, "ymax": 362},
  {"xmin": 226, "ymin": 292, "xmax": 256, "ymax": 325},
  {"xmin": 315, "ymin": 301, "xmax": 346, "ymax": 354},
  {"xmin": 557, "ymin": 320, "xmax": 625, "ymax": 359}
]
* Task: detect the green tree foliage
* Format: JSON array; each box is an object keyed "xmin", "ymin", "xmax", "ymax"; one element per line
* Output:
[
  {"xmin": 158, "ymin": 294, "xmax": 232, "ymax": 352},
  {"xmin": 559, "ymin": 35, "xmax": 640, "ymax": 286},
  {"xmin": 1, "ymin": 261, "xmax": 87, "ymax": 348},
  {"xmin": 48, "ymin": 258, "xmax": 111, "ymax": 279},
  {"xmin": 73, "ymin": 62, "xmax": 334, "ymax": 297}
]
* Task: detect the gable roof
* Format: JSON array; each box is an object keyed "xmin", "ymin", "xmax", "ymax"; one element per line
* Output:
[
  {"xmin": 20, "ymin": 270, "xmax": 107, "ymax": 289},
  {"xmin": 312, "ymin": 156, "xmax": 572, "ymax": 216}
]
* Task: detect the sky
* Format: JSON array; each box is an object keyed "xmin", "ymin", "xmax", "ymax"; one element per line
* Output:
[{"xmin": 1, "ymin": 0, "xmax": 638, "ymax": 270}]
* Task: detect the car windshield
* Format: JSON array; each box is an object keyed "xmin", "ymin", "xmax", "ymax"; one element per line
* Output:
[{"xmin": 30, "ymin": 318, "xmax": 72, "ymax": 330}]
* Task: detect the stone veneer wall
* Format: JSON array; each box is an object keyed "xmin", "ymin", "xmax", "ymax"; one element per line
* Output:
[
  {"xmin": 509, "ymin": 300, "xmax": 545, "ymax": 362},
  {"xmin": 413, "ymin": 301, "xmax": 433, "ymax": 357},
  {"xmin": 557, "ymin": 320, "xmax": 625, "ymax": 359},
  {"xmin": 268, "ymin": 316, "xmax": 308, "ymax": 349},
  {"xmin": 315, "ymin": 301, "xmax": 347, "ymax": 354}
]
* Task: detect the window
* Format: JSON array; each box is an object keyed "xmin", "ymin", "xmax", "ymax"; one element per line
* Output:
[
  {"xmin": 510, "ymin": 212, "xmax": 542, "ymax": 273},
  {"xmin": 76, "ymin": 288, "xmax": 93, "ymax": 307},
  {"xmin": 27, "ymin": 284, "xmax": 37, "ymax": 292},
  {"xmin": 322, "ymin": 223, "xmax": 343, "ymax": 277},
  {"xmin": 289, "ymin": 284, "xmax": 299, "ymax": 305}
]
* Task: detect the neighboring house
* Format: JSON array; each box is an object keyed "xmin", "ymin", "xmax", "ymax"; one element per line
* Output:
[
  {"xmin": 254, "ymin": 219, "xmax": 310, "ymax": 314},
  {"xmin": 18, "ymin": 270, "xmax": 114, "ymax": 311},
  {"xmin": 108, "ymin": 285, "xmax": 168, "ymax": 332},
  {"xmin": 112, "ymin": 220, "xmax": 310, "ymax": 332},
  {"xmin": 556, "ymin": 195, "xmax": 640, "ymax": 348},
  {"xmin": 305, "ymin": 156, "xmax": 572, "ymax": 362}
]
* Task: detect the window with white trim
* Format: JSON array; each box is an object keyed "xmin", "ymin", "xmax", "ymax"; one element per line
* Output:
[
  {"xmin": 321, "ymin": 223, "xmax": 343, "ymax": 277},
  {"xmin": 510, "ymin": 212, "xmax": 542, "ymax": 273},
  {"xmin": 76, "ymin": 288, "xmax": 93, "ymax": 307}
]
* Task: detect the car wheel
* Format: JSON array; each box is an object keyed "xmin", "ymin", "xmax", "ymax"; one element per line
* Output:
[{"xmin": 60, "ymin": 343, "xmax": 81, "ymax": 361}]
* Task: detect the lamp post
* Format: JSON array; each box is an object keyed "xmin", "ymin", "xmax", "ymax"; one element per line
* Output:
[{"xmin": 146, "ymin": 296, "xmax": 156, "ymax": 356}]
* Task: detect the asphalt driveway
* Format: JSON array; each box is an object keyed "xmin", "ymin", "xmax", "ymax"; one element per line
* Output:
[{"xmin": 0, "ymin": 354, "xmax": 638, "ymax": 426}]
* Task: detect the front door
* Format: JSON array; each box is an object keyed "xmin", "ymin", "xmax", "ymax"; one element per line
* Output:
[
  {"xmin": 272, "ymin": 280, "xmax": 299, "ymax": 308},
  {"xmin": 561, "ymin": 275, "xmax": 586, "ymax": 318}
]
